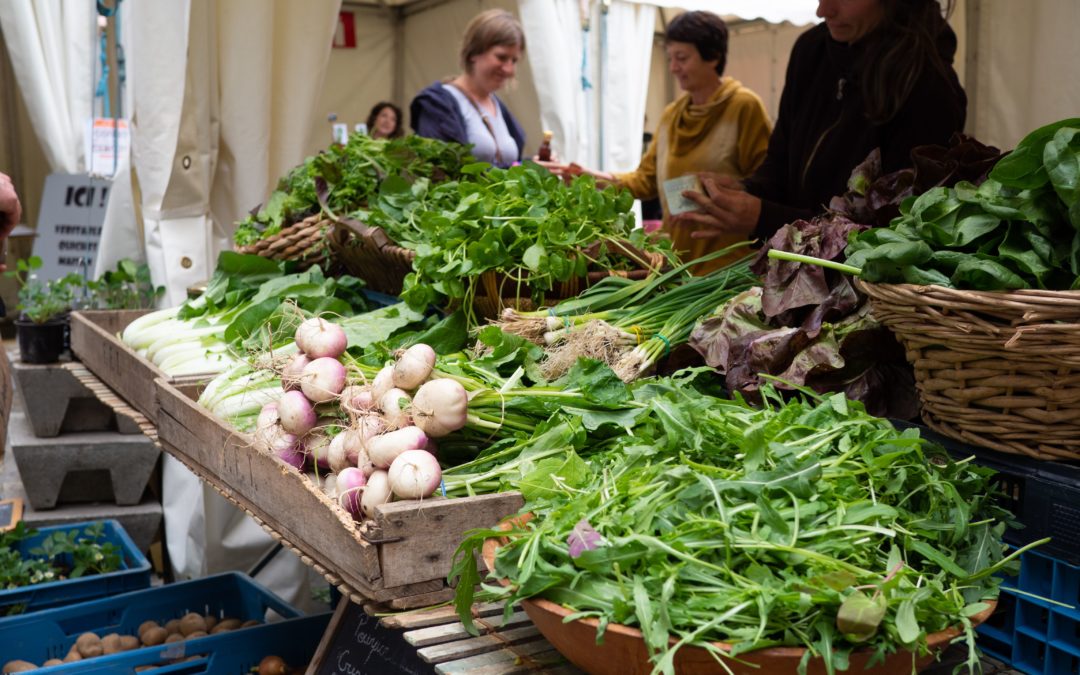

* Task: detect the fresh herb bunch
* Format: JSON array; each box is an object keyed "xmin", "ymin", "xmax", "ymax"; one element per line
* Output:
[
  {"xmin": 846, "ymin": 117, "xmax": 1080, "ymax": 290},
  {"xmin": 451, "ymin": 373, "xmax": 1028, "ymax": 675},
  {"xmin": 366, "ymin": 162, "xmax": 670, "ymax": 323},
  {"xmin": 0, "ymin": 522, "xmax": 122, "ymax": 598},
  {"xmin": 233, "ymin": 134, "xmax": 474, "ymax": 247},
  {"xmin": 7, "ymin": 257, "xmax": 82, "ymax": 324}
]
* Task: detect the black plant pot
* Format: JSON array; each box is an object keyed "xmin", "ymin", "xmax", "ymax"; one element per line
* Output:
[{"xmin": 15, "ymin": 316, "xmax": 69, "ymax": 364}]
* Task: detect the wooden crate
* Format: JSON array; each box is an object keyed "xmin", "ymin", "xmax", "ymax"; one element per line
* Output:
[
  {"xmin": 69, "ymin": 310, "xmax": 162, "ymax": 423},
  {"xmin": 154, "ymin": 378, "xmax": 524, "ymax": 604}
]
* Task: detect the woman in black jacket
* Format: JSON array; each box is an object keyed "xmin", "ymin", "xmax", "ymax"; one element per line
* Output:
[{"xmin": 678, "ymin": 0, "xmax": 966, "ymax": 241}]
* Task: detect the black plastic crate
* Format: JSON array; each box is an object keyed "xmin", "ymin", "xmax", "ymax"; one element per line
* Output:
[{"xmin": 891, "ymin": 420, "xmax": 1080, "ymax": 566}]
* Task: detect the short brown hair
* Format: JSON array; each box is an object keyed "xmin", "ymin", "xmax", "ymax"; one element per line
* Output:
[
  {"xmin": 460, "ymin": 9, "xmax": 526, "ymax": 73},
  {"xmin": 665, "ymin": 11, "xmax": 728, "ymax": 76}
]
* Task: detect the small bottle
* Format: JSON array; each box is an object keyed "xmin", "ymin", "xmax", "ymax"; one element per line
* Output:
[{"xmin": 537, "ymin": 130, "xmax": 554, "ymax": 162}]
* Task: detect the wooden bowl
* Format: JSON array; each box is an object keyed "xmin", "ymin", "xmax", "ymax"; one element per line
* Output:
[{"xmin": 482, "ymin": 516, "xmax": 996, "ymax": 675}]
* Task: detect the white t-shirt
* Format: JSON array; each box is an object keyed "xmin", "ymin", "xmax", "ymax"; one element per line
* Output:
[{"xmin": 442, "ymin": 83, "xmax": 519, "ymax": 167}]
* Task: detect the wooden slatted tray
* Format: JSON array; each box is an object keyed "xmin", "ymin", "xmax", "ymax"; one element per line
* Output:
[{"xmin": 154, "ymin": 378, "xmax": 524, "ymax": 605}]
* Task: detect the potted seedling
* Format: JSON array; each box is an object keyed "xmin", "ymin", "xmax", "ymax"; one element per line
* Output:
[
  {"xmin": 85, "ymin": 259, "xmax": 164, "ymax": 310},
  {"xmin": 7, "ymin": 257, "xmax": 82, "ymax": 363}
]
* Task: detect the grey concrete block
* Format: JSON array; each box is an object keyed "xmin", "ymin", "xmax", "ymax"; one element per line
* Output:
[
  {"xmin": 13, "ymin": 360, "xmax": 141, "ymax": 437},
  {"xmin": 0, "ymin": 453, "xmax": 162, "ymax": 554},
  {"xmin": 9, "ymin": 412, "xmax": 160, "ymax": 510}
]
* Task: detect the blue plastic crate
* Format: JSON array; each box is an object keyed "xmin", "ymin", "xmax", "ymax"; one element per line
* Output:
[
  {"xmin": 977, "ymin": 548, "xmax": 1080, "ymax": 675},
  {"xmin": 0, "ymin": 572, "xmax": 301, "ymax": 667},
  {"xmin": 8, "ymin": 613, "xmax": 332, "ymax": 674},
  {"xmin": 0, "ymin": 519, "xmax": 151, "ymax": 617}
]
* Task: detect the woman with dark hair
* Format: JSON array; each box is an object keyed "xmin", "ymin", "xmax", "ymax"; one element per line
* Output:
[
  {"xmin": 409, "ymin": 9, "xmax": 526, "ymax": 167},
  {"xmin": 679, "ymin": 0, "xmax": 966, "ymax": 242},
  {"xmin": 541, "ymin": 11, "xmax": 772, "ymax": 273},
  {"xmin": 367, "ymin": 102, "xmax": 404, "ymax": 139}
]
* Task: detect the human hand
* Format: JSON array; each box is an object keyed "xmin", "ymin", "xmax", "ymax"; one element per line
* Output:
[
  {"xmin": 0, "ymin": 173, "xmax": 21, "ymax": 272},
  {"xmin": 672, "ymin": 173, "xmax": 759, "ymax": 239}
]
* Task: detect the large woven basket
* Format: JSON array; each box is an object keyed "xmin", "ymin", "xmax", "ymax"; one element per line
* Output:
[
  {"xmin": 857, "ymin": 280, "xmax": 1080, "ymax": 461},
  {"xmin": 328, "ymin": 220, "xmax": 415, "ymax": 296},
  {"xmin": 234, "ymin": 214, "xmax": 331, "ymax": 270}
]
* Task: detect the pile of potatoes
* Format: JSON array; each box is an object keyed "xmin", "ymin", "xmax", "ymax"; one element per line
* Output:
[{"xmin": 2, "ymin": 612, "xmax": 261, "ymax": 672}]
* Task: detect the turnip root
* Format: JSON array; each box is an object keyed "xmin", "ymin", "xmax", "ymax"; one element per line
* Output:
[
  {"xmin": 371, "ymin": 365, "xmax": 395, "ymax": 402},
  {"xmin": 393, "ymin": 343, "xmax": 436, "ymax": 390},
  {"xmin": 295, "ymin": 317, "xmax": 347, "ymax": 359},
  {"xmin": 256, "ymin": 403, "xmax": 279, "ymax": 433},
  {"xmin": 327, "ymin": 432, "xmax": 351, "ymax": 473},
  {"xmin": 340, "ymin": 385, "xmax": 375, "ymax": 417},
  {"xmin": 278, "ymin": 391, "xmax": 316, "ymax": 435},
  {"xmin": 336, "ymin": 467, "xmax": 368, "ymax": 519},
  {"xmin": 411, "ymin": 378, "xmax": 468, "ymax": 437},
  {"xmin": 258, "ymin": 427, "xmax": 304, "ymax": 470},
  {"xmin": 323, "ymin": 473, "xmax": 338, "ymax": 500},
  {"xmin": 360, "ymin": 470, "xmax": 392, "ymax": 518},
  {"xmin": 379, "ymin": 388, "xmax": 412, "ymax": 428},
  {"xmin": 367, "ymin": 426, "xmax": 428, "ymax": 469},
  {"xmin": 303, "ymin": 431, "xmax": 333, "ymax": 471},
  {"xmin": 300, "ymin": 357, "xmax": 347, "ymax": 403},
  {"xmin": 388, "ymin": 450, "xmax": 442, "ymax": 499},
  {"xmin": 280, "ymin": 353, "xmax": 311, "ymax": 391}
]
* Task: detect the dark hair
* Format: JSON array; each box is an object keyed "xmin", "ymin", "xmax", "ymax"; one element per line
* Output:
[
  {"xmin": 862, "ymin": 0, "xmax": 956, "ymax": 123},
  {"xmin": 665, "ymin": 11, "xmax": 729, "ymax": 76},
  {"xmin": 366, "ymin": 102, "xmax": 403, "ymax": 139},
  {"xmin": 460, "ymin": 9, "xmax": 526, "ymax": 74}
]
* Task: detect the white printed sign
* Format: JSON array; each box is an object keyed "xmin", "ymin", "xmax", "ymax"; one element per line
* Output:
[
  {"xmin": 32, "ymin": 174, "xmax": 111, "ymax": 283},
  {"xmin": 85, "ymin": 118, "xmax": 131, "ymax": 178}
]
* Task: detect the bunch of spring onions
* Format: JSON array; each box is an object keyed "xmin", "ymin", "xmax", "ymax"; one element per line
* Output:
[{"xmin": 496, "ymin": 246, "xmax": 757, "ymax": 381}]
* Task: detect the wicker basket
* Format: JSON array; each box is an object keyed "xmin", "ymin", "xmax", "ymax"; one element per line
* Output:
[
  {"xmin": 857, "ymin": 280, "xmax": 1080, "ymax": 461},
  {"xmin": 328, "ymin": 220, "xmax": 416, "ymax": 296},
  {"xmin": 235, "ymin": 214, "xmax": 331, "ymax": 270}
]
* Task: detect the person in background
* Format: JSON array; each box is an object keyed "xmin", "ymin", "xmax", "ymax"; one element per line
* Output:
[
  {"xmin": 367, "ymin": 101, "xmax": 404, "ymax": 140},
  {"xmin": 680, "ymin": 0, "xmax": 966, "ymax": 242},
  {"xmin": 409, "ymin": 9, "xmax": 526, "ymax": 168},
  {"xmin": 0, "ymin": 171, "xmax": 20, "ymax": 273},
  {"xmin": 540, "ymin": 11, "xmax": 772, "ymax": 274}
]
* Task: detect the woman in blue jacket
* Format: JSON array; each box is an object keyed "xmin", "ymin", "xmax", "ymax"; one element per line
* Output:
[{"xmin": 409, "ymin": 9, "xmax": 526, "ymax": 167}]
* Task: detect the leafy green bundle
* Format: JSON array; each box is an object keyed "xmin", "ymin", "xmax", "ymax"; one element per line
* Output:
[
  {"xmin": 0, "ymin": 523, "xmax": 122, "ymax": 606},
  {"xmin": 846, "ymin": 118, "xmax": 1080, "ymax": 290},
  {"xmin": 365, "ymin": 162, "xmax": 670, "ymax": 322},
  {"xmin": 233, "ymin": 134, "xmax": 474, "ymax": 247},
  {"xmin": 452, "ymin": 374, "xmax": 1026, "ymax": 675}
]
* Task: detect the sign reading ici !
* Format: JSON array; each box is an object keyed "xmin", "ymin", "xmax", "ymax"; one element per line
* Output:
[{"xmin": 32, "ymin": 173, "xmax": 111, "ymax": 283}]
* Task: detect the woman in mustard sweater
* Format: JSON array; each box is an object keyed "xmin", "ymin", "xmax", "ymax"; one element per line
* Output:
[{"xmin": 542, "ymin": 11, "xmax": 772, "ymax": 273}]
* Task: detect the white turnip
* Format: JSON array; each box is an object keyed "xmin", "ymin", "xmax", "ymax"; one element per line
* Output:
[
  {"xmin": 327, "ymin": 433, "xmax": 351, "ymax": 473},
  {"xmin": 300, "ymin": 357, "xmax": 347, "ymax": 403},
  {"xmin": 411, "ymin": 378, "xmax": 468, "ymax": 437},
  {"xmin": 304, "ymin": 431, "xmax": 333, "ymax": 471},
  {"xmin": 322, "ymin": 473, "xmax": 338, "ymax": 500},
  {"xmin": 379, "ymin": 388, "xmax": 412, "ymax": 429},
  {"xmin": 280, "ymin": 353, "xmax": 311, "ymax": 391},
  {"xmin": 366, "ymin": 426, "xmax": 428, "ymax": 469},
  {"xmin": 296, "ymin": 317, "xmax": 348, "ymax": 359},
  {"xmin": 387, "ymin": 450, "xmax": 442, "ymax": 499},
  {"xmin": 339, "ymin": 385, "xmax": 375, "ymax": 417},
  {"xmin": 371, "ymin": 365, "xmax": 395, "ymax": 402},
  {"xmin": 360, "ymin": 470, "xmax": 392, "ymax": 518},
  {"xmin": 392, "ymin": 343, "xmax": 436, "ymax": 390},
  {"xmin": 278, "ymin": 391, "xmax": 316, "ymax": 436},
  {"xmin": 256, "ymin": 403, "xmax": 279, "ymax": 433},
  {"xmin": 336, "ymin": 467, "xmax": 368, "ymax": 519},
  {"xmin": 256, "ymin": 426, "xmax": 303, "ymax": 470}
]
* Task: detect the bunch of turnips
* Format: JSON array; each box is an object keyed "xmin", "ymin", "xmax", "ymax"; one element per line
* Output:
[{"xmin": 252, "ymin": 317, "xmax": 467, "ymax": 522}]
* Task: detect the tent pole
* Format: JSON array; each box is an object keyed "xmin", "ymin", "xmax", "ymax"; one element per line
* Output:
[
  {"xmin": 392, "ymin": 6, "xmax": 405, "ymax": 107},
  {"xmin": 0, "ymin": 28, "xmax": 25, "ymax": 199},
  {"xmin": 963, "ymin": 0, "xmax": 981, "ymax": 137}
]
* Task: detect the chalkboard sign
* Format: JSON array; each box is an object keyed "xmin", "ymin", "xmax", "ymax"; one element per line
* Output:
[{"xmin": 310, "ymin": 598, "xmax": 432, "ymax": 674}]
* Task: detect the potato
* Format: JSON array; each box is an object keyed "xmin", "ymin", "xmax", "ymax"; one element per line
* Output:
[
  {"xmin": 204, "ymin": 614, "xmax": 218, "ymax": 631},
  {"xmin": 141, "ymin": 626, "xmax": 168, "ymax": 646},
  {"xmin": 186, "ymin": 630, "xmax": 209, "ymax": 640},
  {"xmin": 43, "ymin": 660, "xmax": 63, "ymax": 667},
  {"xmin": 259, "ymin": 655, "xmax": 289, "ymax": 675},
  {"xmin": 3, "ymin": 661, "xmax": 38, "ymax": 674},
  {"xmin": 210, "ymin": 618, "xmax": 242, "ymax": 634},
  {"xmin": 179, "ymin": 612, "xmax": 208, "ymax": 636},
  {"xmin": 164, "ymin": 619, "xmax": 181, "ymax": 634},
  {"xmin": 76, "ymin": 632, "xmax": 104, "ymax": 658},
  {"xmin": 240, "ymin": 619, "xmax": 260, "ymax": 628},
  {"xmin": 119, "ymin": 635, "xmax": 141, "ymax": 651},
  {"xmin": 164, "ymin": 633, "xmax": 184, "ymax": 644},
  {"xmin": 63, "ymin": 647, "xmax": 82, "ymax": 663},
  {"xmin": 137, "ymin": 620, "xmax": 160, "ymax": 638},
  {"xmin": 102, "ymin": 633, "xmax": 123, "ymax": 655}
]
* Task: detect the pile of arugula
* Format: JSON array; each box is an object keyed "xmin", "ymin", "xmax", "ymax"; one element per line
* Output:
[
  {"xmin": 846, "ymin": 118, "xmax": 1080, "ymax": 290},
  {"xmin": 451, "ymin": 370, "xmax": 1027, "ymax": 675}
]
